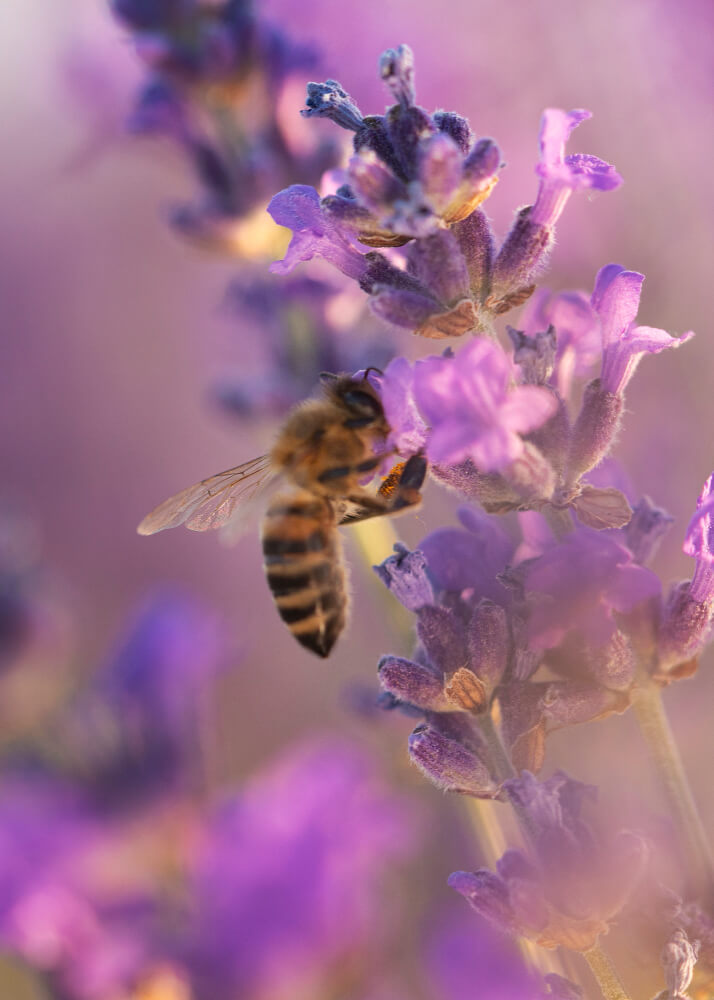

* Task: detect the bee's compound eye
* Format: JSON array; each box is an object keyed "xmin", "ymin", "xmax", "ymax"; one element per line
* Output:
[{"xmin": 342, "ymin": 389, "xmax": 381, "ymax": 417}]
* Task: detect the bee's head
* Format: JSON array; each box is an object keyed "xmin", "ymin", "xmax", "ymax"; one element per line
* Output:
[{"xmin": 320, "ymin": 371, "xmax": 385, "ymax": 427}]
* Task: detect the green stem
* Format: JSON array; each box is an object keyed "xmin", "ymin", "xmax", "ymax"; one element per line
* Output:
[
  {"xmin": 582, "ymin": 944, "xmax": 632, "ymax": 1000},
  {"xmin": 631, "ymin": 678, "xmax": 714, "ymax": 900},
  {"xmin": 477, "ymin": 711, "xmax": 538, "ymax": 847}
]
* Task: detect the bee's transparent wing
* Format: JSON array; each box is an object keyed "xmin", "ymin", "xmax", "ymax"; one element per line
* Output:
[{"xmin": 137, "ymin": 455, "xmax": 276, "ymax": 536}]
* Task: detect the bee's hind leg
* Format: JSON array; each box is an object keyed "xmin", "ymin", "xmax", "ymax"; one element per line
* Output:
[{"xmin": 339, "ymin": 455, "xmax": 427, "ymax": 524}]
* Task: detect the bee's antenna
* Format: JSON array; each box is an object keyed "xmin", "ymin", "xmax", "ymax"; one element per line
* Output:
[
  {"xmin": 319, "ymin": 371, "xmax": 340, "ymax": 385},
  {"xmin": 362, "ymin": 366, "xmax": 384, "ymax": 381}
]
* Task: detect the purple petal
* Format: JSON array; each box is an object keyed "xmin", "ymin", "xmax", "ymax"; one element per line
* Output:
[
  {"xmin": 499, "ymin": 385, "xmax": 558, "ymax": 434},
  {"xmin": 406, "ymin": 230, "xmax": 471, "ymax": 306},
  {"xmin": 601, "ymin": 325, "xmax": 693, "ymax": 395},
  {"xmin": 373, "ymin": 543, "xmax": 434, "ymax": 610},
  {"xmin": 370, "ymin": 287, "xmax": 441, "ymax": 330},
  {"xmin": 537, "ymin": 109, "xmax": 592, "ymax": 173},
  {"xmin": 379, "ymin": 357, "xmax": 429, "ymax": 454},
  {"xmin": 590, "ymin": 265, "xmax": 644, "ymax": 348},
  {"xmin": 418, "ymin": 133, "xmax": 463, "ymax": 210},
  {"xmin": 684, "ymin": 475, "xmax": 714, "ymax": 563},
  {"xmin": 448, "ymin": 870, "xmax": 517, "ymax": 934},
  {"xmin": 563, "ymin": 153, "xmax": 623, "ymax": 192},
  {"xmin": 268, "ymin": 185, "xmax": 367, "ymax": 280}
]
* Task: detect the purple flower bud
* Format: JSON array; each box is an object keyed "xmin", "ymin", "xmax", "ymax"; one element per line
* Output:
[
  {"xmin": 592, "ymin": 264, "xmax": 694, "ymax": 396},
  {"xmin": 432, "ymin": 110, "xmax": 473, "ymax": 153},
  {"xmin": 452, "ymin": 210, "xmax": 495, "ymax": 304},
  {"xmin": 269, "ymin": 185, "xmax": 368, "ymax": 280},
  {"xmin": 379, "ymin": 44, "xmax": 416, "ymax": 108},
  {"xmin": 417, "ymin": 604, "xmax": 468, "ymax": 676},
  {"xmin": 373, "ymin": 544, "xmax": 434, "ymax": 611},
  {"xmin": 378, "ymin": 655, "xmax": 451, "ymax": 711},
  {"xmin": 625, "ymin": 496, "xmax": 673, "ymax": 565},
  {"xmin": 660, "ymin": 929, "xmax": 699, "ymax": 999},
  {"xmin": 408, "ymin": 723, "xmax": 499, "ymax": 797},
  {"xmin": 508, "ymin": 325, "xmax": 557, "ymax": 385},
  {"xmin": 491, "ymin": 206, "xmax": 548, "ymax": 307},
  {"xmin": 519, "ymin": 287, "xmax": 601, "ymax": 400},
  {"xmin": 467, "ymin": 600, "xmax": 509, "ymax": 689},
  {"xmin": 302, "ymin": 79, "xmax": 364, "ymax": 131},
  {"xmin": 447, "ymin": 869, "xmax": 521, "ymax": 935}
]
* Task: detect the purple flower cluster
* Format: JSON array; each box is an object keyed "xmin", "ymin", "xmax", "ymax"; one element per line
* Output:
[
  {"xmin": 269, "ymin": 45, "xmax": 623, "ymax": 334},
  {"xmin": 110, "ymin": 0, "xmax": 339, "ymax": 249},
  {"xmin": 450, "ymin": 772, "xmax": 648, "ymax": 951}
]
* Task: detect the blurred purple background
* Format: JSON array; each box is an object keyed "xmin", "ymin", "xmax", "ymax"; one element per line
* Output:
[{"xmin": 1, "ymin": 0, "xmax": 713, "ymax": 995}]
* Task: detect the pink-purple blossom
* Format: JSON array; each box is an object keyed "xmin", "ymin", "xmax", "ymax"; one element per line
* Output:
[
  {"xmin": 531, "ymin": 109, "xmax": 623, "ymax": 227},
  {"xmin": 412, "ymin": 339, "xmax": 557, "ymax": 471},
  {"xmin": 591, "ymin": 264, "xmax": 694, "ymax": 395}
]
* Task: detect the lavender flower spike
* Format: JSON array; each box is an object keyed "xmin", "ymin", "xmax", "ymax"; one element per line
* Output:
[
  {"xmin": 593, "ymin": 264, "xmax": 694, "ymax": 396},
  {"xmin": 302, "ymin": 80, "xmax": 364, "ymax": 131}
]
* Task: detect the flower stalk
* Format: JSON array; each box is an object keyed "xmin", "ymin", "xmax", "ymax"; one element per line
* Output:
[{"xmin": 631, "ymin": 677, "xmax": 714, "ymax": 901}]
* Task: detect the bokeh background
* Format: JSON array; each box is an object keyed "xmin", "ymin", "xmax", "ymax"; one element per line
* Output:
[{"xmin": 1, "ymin": 0, "xmax": 713, "ymax": 997}]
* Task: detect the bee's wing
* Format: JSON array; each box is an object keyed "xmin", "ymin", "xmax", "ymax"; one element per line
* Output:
[{"xmin": 137, "ymin": 455, "xmax": 276, "ymax": 536}]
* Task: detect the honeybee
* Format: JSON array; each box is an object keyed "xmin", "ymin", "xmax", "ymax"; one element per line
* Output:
[{"xmin": 138, "ymin": 373, "xmax": 427, "ymax": 657}]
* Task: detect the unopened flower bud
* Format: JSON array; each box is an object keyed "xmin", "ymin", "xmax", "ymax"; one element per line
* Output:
[
  {"xmin": 490, "ymin": 207, "xmax": 552, "ymax": 310},
  {"xmin": 378, "ymin": 655, "xmax": 451, "ymax": 711},
  {"xmin": 417, "ymin": 604, "xmax": 468, "ymax": 675},
  {"xmin": 467, "ymin": 600, "xmax": 509, "ymax": 689},
  {"xmin": 408, "ymin": 723, "xmax": 499, "ymax": 796},
  {"xmin": 658, "ymin": 581, "xmax": 712, "ymax": 676},
  {"xmin": 566, "ymin": 378, "xmax": 623, "ymax": 486},
  {"xmin": 302, "ymin": 80, "xmax": 364, "ymax": 131},
  {"xmin": 374, "ymin": 544, "xmax": 434, "ymax": 611},
  {"xmin": 625, "ymin": 496, "xmax": 673, "ymax": 565}
]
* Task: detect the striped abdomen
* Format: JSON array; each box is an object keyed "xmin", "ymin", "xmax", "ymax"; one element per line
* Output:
[{"xmin": 261, "ymin": 490, "xmax": 347, "ymax": 658}]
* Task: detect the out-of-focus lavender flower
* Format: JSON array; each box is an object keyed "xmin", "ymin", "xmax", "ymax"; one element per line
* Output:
[
  {"xmin": 110, "ymin": 0, "xmax": 339, "ymax": 252},
  {"xmin": 215, "ymin": 271, "xmax": 396, "ymax": 418},
  {"xmin": 449, "ymin": 771, "xmax": 648, "ymax": 952},
  {"xmin": 183, "ymin": 738, "xmax": 418, "ymax": 1000},
  {"xmin": 42, "ymin": 590, "xmax": 224, "ymax": 812},
  {"xmin": 524, "ymin": 528, "xmax": 661, "ymax": 651},
  {"xmin": 425, "ymin": 906, "xmax": 543, "ymax": 999}
]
